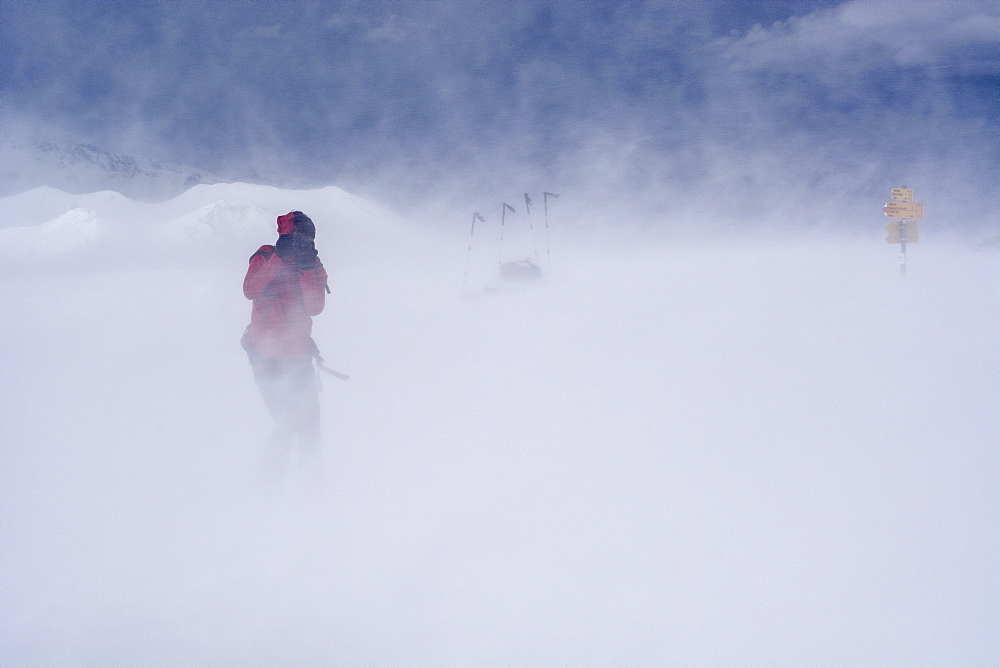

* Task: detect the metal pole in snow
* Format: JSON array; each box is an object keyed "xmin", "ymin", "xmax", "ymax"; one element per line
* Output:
[
  {"xmin": 543, "ymin": 192, "xmax": 558, "ymax": 273},
  {"xmin": 500, "ymin": 203, "xmax": 515, "ymax": 267},
  {"xmin": 463, "ymin": 212, "xmax": 485, "ymax": 293},
  {"xmin": 524, "ymin": 193, "xmax": 540, "ymax": 267}
]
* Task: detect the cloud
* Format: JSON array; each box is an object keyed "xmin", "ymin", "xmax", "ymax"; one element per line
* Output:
[
  {"xmin": 1, "ymin": 1, "xmax": 996, "ymax": 228},
  {"xmin": 713, "ymin": 0, "xmax": 1000, "ymax": 76}
]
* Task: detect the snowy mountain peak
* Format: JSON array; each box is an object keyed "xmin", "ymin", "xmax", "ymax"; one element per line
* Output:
[{"xmin": 0, "ymin": 138, "xmax": 227, "ymax": 202}]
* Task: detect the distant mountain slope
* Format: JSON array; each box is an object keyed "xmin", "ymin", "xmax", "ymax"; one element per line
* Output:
[
  {"xmin": 0, "ymin": 139, "xmax": 228, "ymax": 202},
  {"xmin": 0, "ymin": 181, "xmax": 445, "ymax": 274}
]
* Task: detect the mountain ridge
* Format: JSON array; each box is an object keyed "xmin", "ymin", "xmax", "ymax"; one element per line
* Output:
[{"xmin": 0, "ymin": 138, "xmax": 231, "ymax": 202}]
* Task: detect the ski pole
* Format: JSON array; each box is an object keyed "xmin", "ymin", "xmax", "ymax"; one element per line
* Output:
[
  {"xmin": 524, "ymin": 193, "xmax": 540, "ymax": 266},
  {"xmin": 500, "ymin": 203, "xmax": 515, "ymax": 267},
  {"xmin": 317, "ymin": 363, "xmax": 350, "ymax": 381},
  {"xmin": 463, "ymin": 212, "xmax": 484, "ymax": 293},
  {"xmin": 543, "ymin": 192, "xmax": 558, "ymax": 272},
  {"xmin": 311, "ymin": 339, "xmax": 350, "ymax": 380}
]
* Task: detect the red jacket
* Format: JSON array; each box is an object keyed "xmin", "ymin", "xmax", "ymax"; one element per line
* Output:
[{"xmin": 243, "ymin": 245, "xmax": 328, "ymax": 359}]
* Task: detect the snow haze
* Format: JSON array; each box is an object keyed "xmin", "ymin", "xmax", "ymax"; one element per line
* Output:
[{"xmin": 1, "ymin": 183, "xmax": 997, "ymax": 664}]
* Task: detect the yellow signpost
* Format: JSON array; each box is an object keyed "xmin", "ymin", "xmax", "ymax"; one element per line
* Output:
[
  {"xmin": 883, "ymin": 202, "xmax": 924, "ymax": 218},
  {"xmin": 883, "ymin": 187, "xmax": 923, "ymax": 277}
]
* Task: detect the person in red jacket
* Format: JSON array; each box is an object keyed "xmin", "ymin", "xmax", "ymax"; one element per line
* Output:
[{"xmin": 243, "ymin": 210, "xmax": 329, "ymax": 491}]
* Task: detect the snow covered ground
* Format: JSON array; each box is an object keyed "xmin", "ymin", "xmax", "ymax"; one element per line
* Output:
[{"xmin": 1, "ymin": 184, "xmax": 997, "ymax": 664}]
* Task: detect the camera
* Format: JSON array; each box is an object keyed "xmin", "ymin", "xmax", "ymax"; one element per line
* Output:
[{"xmin": 292, "ymin": 234, "xmax": 314, "ymax": 254}]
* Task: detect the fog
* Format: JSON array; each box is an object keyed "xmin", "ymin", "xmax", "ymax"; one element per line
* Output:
[{"xmin": 1, "ymin": 183, "xmax": 997, "ymax": 664}]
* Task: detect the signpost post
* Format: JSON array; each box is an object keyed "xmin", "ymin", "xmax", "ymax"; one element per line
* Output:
[{"xmin": 883, "ymin": 186, "xmax": 923, "ymax": 277}]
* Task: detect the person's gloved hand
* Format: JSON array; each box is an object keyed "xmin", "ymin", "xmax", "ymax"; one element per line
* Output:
[
  {"xmin": 274, "ymin": 233, "xmax": 295, "ymax": 261},
  {"xmin": 293, "ymin": 236, "xmax": 318, "ymax": 270}
]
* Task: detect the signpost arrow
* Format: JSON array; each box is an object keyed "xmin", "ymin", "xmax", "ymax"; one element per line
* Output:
[
  {"xmin": 886, "ymin": 220, "xmax": 901, "ymax": 243},
  {"xmin": 886, "ymin": 220, "xmax": 919, "ymax": 243},
  {"xmin": 883, "ymin": 202, "xmax": 924, "ymax": 218},
  {"xmin": 890, "ymin": 188, "xmax": 914, "ymax": 202}
]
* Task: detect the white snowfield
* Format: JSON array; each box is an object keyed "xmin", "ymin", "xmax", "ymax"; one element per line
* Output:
[{"xmin": 0, "ymin": 183, "xmax": 997, "ymax": 664}]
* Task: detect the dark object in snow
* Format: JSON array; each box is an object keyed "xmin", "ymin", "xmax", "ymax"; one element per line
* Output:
[{"xmin": 500, "ymin": 258, "xmax": 542, "ymax": 281}]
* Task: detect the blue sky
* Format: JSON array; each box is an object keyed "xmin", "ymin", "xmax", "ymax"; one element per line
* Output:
[{"xmin": 2, "ymin": 1, "xmax": 997, "ymax": 227}]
